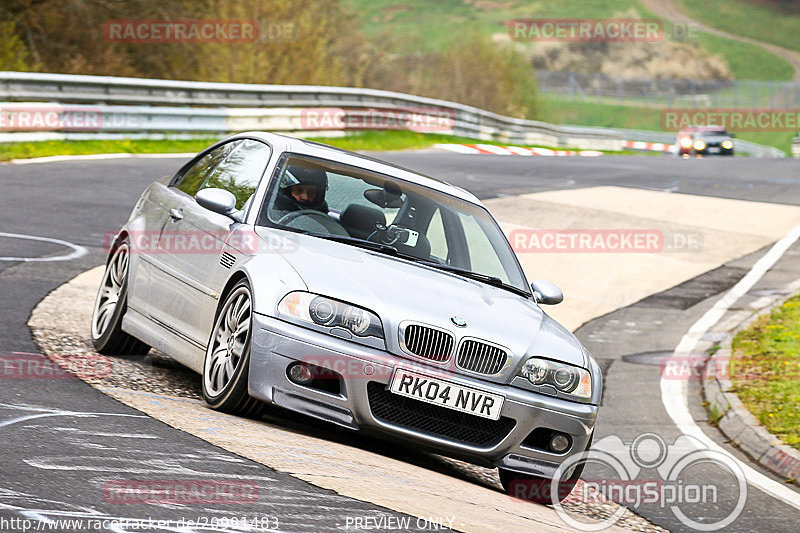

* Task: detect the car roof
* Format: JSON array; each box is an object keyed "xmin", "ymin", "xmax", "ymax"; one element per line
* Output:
[
  {"xmin": 227, "ymin": 131, "xmax": 484, "ymax": 206},
  {"xmin": 679, "ymin": 126, "xmax": 728, "ymax": 134}
]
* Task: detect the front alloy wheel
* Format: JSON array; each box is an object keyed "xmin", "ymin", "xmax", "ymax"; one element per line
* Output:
[{"xmin": 202, "ymin": 279, "xmax": 265, "ymax": 417}]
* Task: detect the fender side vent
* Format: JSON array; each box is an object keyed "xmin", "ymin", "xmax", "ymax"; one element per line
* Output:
[{"xmin": 219, "ymin": 252, "xmax": 236, "ymax": 269}]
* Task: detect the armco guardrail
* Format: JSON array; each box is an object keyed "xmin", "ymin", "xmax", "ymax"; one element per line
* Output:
[{"xmin": 0, "ymin": 71, "xmax": 785, "ymax": 157}]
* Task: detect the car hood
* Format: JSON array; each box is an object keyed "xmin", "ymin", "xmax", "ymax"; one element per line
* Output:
[{"xmin": 257, "ymin": 229, "xmax": 587, "ymax": 369}]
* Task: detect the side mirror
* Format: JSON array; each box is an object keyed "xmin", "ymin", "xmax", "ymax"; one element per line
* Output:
[
  {"xmin": 531, "ymin": 279, "xmax": 563, "ymax": 305},
  {"xmin": 196, "ymin": 188, "xmax": 239, "ymax": 219}
]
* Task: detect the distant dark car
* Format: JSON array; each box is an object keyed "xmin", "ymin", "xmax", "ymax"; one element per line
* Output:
[{"xmin": 677, "ymin": 126, "xmax": 734, "ymax": 156}]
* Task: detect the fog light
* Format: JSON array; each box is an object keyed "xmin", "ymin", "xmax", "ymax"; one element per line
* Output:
[
  {"xmin": 287, "ymin": 362, "xmax": 313, "ymax": 384},
  {"xmin": 549, "ymin": 433, "xmax": 571, "ymax": 453}
]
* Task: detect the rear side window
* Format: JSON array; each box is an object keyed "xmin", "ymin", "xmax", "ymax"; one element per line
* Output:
[
  {"xmin": 199, "ymin": 139, "xmax": 271, "ymax": 209},
  {"xmin": 173, "ymin": 141, "xmax": 240, "ymax": 196}
]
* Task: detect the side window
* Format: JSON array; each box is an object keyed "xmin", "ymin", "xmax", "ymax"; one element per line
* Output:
[
  {"xmin": 199, "ymin": 139, "xmax": 271, "ymax": 210},
  {"xmin": 174, "ymin": 141, "xmax": 240, "ymax": 196},
  {"xmin": 427, "ymin": 208, "xmax": 450, "ymax": 262}
]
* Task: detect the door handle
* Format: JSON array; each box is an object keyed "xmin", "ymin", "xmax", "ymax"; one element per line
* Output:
[{"xmin": 169, "ymin": 208, "xmax": 183, "ymax": 221}]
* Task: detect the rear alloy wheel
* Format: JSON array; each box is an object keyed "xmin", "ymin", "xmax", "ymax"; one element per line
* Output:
[
  {"xmin": 90, "ymin": 240, "xmax": 150, "ymax": 356},
  {"xmin": 202, "ymin": 279, "xmax": 265, "ymax": 417}
]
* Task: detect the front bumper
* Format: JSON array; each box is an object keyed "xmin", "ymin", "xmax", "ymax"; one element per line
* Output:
[
  {"xmin": 696, "ymin": 145, "xmax": 733, "ymax": 156},
  {"xmin": 248, "ymin": 313, "xmax": 598, "ymax": 478}
]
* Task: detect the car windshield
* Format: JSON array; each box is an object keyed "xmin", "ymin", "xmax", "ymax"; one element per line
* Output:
[{"xmin": 258, "ymin": 154, "xmax": 529, "ymax": 293}]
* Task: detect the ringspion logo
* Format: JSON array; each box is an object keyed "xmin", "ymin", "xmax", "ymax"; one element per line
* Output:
[{"xmin": 507, "ymin": 433, "xmax": 747, "ymax": 531}]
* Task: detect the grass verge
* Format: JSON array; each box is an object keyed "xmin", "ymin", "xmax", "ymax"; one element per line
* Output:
[
  {"xmin": 0, "ymin": 138, "xmax": 222, "ymax": 162},
  {"xmin": 541, "ymin": 96, "xmax": 795, "ymax": 153},
  {"xmin": 730, "ymin": 295, "xmax": 800, "ymax": 450},
  {"xmin": 0, "ymin": 131, "xmax": 633, "ymax": 163},
  {"xmin": 693, "ymin": 30, "xmax": 794, "ymax": 82},
  {"xmin": 676, "ymin": 0, "xmax": 800, "ymax": 55}
]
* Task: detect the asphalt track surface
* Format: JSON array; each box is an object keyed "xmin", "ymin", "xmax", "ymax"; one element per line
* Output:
[{"xmin": 2, "ymin": 152, "xmax": 800, "ymax": 532}]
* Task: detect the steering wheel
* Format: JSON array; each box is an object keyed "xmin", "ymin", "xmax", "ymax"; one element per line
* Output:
[{"xmin": 277, "ymin": 209, "xmax": 349, "ymax": 236}]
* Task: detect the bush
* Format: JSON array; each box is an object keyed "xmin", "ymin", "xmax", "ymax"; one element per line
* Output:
[
  {"xmin": 0, "ymin": 21, "xmax": 30, "ymax": 71},
  {"xmin": 419, "ymin": 34, "xmax": 539, "ymax": 118},
  {"xmin": 1, "ymin": 1, "xmax": 539, "ymax": 118}
]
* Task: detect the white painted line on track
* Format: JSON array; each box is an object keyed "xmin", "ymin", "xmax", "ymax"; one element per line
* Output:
[
  {"xmin": 6, "ymin": 153, "xmax": 194, "ymax": 165},
  {"xmin": 0, "ymin": 232, "xmax": 87, "ymax": 262},
  {"xmin": 0, "ymin": 402, "xmax": 148, "ymax": 430},
  {"xmin": 661, "ymin": 222, "xmax": 800, "ymax": 510}
]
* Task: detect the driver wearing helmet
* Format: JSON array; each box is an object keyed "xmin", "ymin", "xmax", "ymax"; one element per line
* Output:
[{"xmin": 272, "ymin": 165, "xmax": 329, "ymax": 217}]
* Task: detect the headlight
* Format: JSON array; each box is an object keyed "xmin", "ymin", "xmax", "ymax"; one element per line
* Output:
[
  {"xmin": 679, "ymin": 137, "xmax": 692, "ymax": 148},
  {"xmin": 722, "ymin": 140, "xmax": 733, "ymax": 149},
  {"xmin": 693, "ymin": 140, "xmax": 706, "ymax": 151},
  {"xmin": 278, "ymin": 291, "xmax": 383, "ymax": 338},
  {"xmin": 519, "ymin": 357, "xmax": 592, "ymax": 399}
]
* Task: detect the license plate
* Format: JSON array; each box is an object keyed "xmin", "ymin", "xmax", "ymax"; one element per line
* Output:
[
  {"xmin": 708, "ymin": 146, "xmax": 720, "ymax": 153},
  {"xmin": 389, "ymin": 368, "xmax": 505, "ymax": 420}
]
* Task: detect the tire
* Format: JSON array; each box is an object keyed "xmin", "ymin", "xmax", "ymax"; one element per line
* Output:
[
  {"xmin": 90, "ymin": 239, "xmax": 150, "ymax": 356},
  {"xmin": 202, "ymin": 279, "xmax": 266, "ymax": 418},
  {"xmin": 499, "ymin": 433, "xmax": 593, "ymax": 504}
]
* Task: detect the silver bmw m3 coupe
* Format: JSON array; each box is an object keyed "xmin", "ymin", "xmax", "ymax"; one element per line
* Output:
[{"xmin": 90, "ymin": 131, "xmax": 603, "ymax": 502}]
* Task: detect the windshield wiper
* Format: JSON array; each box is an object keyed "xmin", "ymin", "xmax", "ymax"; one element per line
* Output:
[
  {"xmin": 302, "ymin": 232, "xmax": 400, "ymax": 255},
  {"xmin": 416, "ymin": 261, "xmax": 532, "ymax": 297}
]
